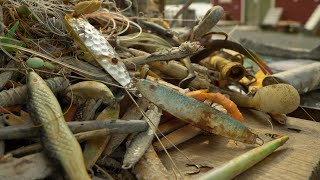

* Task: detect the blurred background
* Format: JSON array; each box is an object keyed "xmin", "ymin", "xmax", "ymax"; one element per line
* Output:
[
  {"xmin": 137, "ymin": 0, "xmax": 320, "ymax": 119},
  {"xmin": 165, "ymin": 0, "xmax": 320, "ymax": 32}
]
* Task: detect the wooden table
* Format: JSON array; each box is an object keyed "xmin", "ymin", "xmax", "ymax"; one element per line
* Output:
[{"xmin": 159, "ymin": 109, "xmax": 320, "ymax": 179}]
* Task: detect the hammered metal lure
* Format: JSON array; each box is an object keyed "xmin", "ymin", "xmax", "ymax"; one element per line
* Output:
[{"xmin": 64, "ymin": 15, "xmax": 134, "ymax": 90}]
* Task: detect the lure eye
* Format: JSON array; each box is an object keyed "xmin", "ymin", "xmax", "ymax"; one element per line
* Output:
[
  {"xmin": 255, "ymin": 137, "xmax": 264, "ymax": 146},
  {"xmin": 111, "ymin": 57, "xmax": 118, "ymax": 64}
]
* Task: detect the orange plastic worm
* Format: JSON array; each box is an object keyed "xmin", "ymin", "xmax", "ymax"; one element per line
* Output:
[{"xmin": 186, "ymin": 90, "xmax": 244, "ymax": 122}]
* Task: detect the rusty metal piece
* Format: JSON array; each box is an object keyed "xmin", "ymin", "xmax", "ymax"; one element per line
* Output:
[
  {"xmin": 186, "ymin": 90, "xmax": 244, "ymax": 122},
  {"xmin": 210, "ymin": 56, "xmax": 245, "ymax": 81},
  {"xmin": 191, "ymin": 40, "xmax": 273, "ymax": 74},
  {"xmin": 3, "ymin": 110, "xmax": 29, "ymax": 126}
]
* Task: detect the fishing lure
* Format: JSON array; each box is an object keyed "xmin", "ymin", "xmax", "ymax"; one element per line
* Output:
[
  {"xmin": 64, "ymin": 15, "xmax": 135, "ymax": 91},
  {"xmin": 122, "ymin": 104, "xmax": 162, "ymax": 169},
  {"xmin": 186, "ymin": 89, "xmax": 244, "ymax": 122},
  {"xmin": 135, "ymin": 79, "xmax": 262, "ymax": 144},
  {"xmin": 27, "ymin": 72, "xmax": 90, "ymax": 180}
]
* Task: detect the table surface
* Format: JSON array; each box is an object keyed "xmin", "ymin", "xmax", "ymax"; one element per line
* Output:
[{"xmin": 159, "ymin": 109, "xmax": 320, "ymax": 180}]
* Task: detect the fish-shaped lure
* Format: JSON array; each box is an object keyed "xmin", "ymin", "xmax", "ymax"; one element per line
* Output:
[
  {"xmin": 27, "ymin": 72, "xmax": 90, "ymax": 180},
  {"xmin": 136, "ymin": 79, "xmax": 261, "ymax": 144}
]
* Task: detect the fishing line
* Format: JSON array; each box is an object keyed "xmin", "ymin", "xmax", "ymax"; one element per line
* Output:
[{"xmin": 125, "ymin": 89, "xmax": 183, "ymax": 178}]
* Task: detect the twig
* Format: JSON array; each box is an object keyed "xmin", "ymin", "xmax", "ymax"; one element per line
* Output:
[
  {"xmin": 0, "ymin": 120, "xmax": 148, "ymax": 140},
  {"xmin": 8, "ymin": 128, "xmax": 112, "ymax": 157},
  {"xmin": 0, "ymin": 77, "xmax": 69, "ymax": 107},
  {"xmin": 102, "ymin": 98, "xmax": 149, "ymax": 156},
  {"xmin": 125, "ymin": 41, "xmax": 203, "ymax": 66}
]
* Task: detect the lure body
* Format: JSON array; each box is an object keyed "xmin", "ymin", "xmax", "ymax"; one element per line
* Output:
[
  {"xmin": 27, "ymin": 72, "xmax": 90, "ymax": 180},
  {"xmin": 186, "ymin": 90, "xmax": 244, "ymax": 122},
  {"xmin": 136, "ymin": 79, "xmax": 260, "ymax": 144},
  {"xmin": 122, "ymin": 104, "xmax": 162, "ymax": 169},
  {"xmin": 64, "ymin": 15, "xmax": 132, "ymax": 88}
]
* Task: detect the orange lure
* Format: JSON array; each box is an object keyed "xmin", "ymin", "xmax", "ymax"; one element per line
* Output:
[{"xmin": 186, "ymin": 90, "xmax": 244, "ymax": 122}]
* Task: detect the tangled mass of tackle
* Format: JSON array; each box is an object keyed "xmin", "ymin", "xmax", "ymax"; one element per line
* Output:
[{"xmin": 0, "ymin": 0, "xmax": 318, "ymax": 179}]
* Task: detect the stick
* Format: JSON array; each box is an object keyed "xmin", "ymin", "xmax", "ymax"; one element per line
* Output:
[
  {"xmin": 8, "ymin": 129, "xmax": 118, "ymax": 157},
  {"xmin": 125, "ymin": 42, "xmax": 203, "ymax": 66},
  {"xmin": 0, "ymin": 120, "xmax": 148, "ymax": 140}
]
